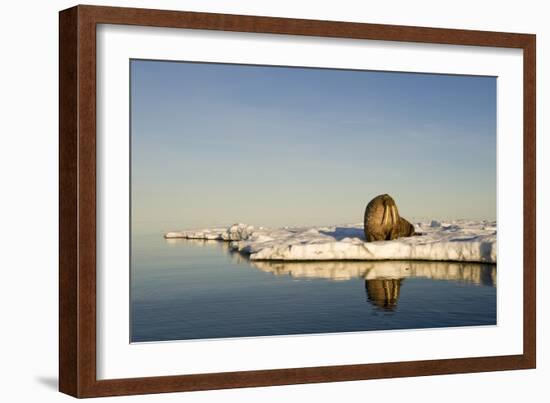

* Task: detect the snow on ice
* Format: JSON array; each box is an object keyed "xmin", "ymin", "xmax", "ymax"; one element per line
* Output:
[{"xmin": 164, "ymin": 221, "xmax": 497, "ymax": 263}]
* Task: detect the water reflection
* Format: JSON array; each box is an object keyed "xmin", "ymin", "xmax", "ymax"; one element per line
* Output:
[
  {"xmin": 133, "ymin": 237, "xmax": 498, "ymax": 340},
  {"xmin": 165, "ymin": 239, "xmax": 496, "ymax": 312},
  {"xmin": 249, "ymin": 260, "xmax": 496, "ymax": 285},
  {"xmin": 165, "ymin": 238, "xmax": 250, "ymax": 263},
  {"xmin": 365, "ymin": 279, "xmax": 403, "ymax": 311},
  {"xmin": 251, "ymin": 260, "xmax": 496, "ymax": 311}
]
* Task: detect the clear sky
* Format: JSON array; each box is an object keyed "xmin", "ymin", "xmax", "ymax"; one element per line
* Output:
[{"xmin": 131, "ymin": 59, "xmax": 496, "ymax": 234}]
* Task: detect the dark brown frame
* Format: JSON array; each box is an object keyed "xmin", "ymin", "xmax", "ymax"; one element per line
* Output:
[{"xmin": 59, "ymin": 4, "xmax": 536, "ymax": 398}]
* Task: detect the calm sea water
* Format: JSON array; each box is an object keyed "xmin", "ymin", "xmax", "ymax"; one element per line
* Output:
[{"xmin": 131, "ymin": 233, "xmax": 497, "ymax": 342}]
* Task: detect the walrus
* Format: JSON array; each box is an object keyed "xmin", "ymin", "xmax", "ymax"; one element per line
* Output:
[{"xmin": 364, "ymin": 194, "xmax": 416, "ymax": 242}]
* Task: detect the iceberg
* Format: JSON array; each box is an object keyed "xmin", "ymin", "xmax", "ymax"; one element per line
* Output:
[{"xmin": 165, "ymin": 221, "xmax": 497, "ymax": 263}]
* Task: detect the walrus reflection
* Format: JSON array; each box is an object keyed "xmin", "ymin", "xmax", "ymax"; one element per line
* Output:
[{"xmin": 365, "ymin": 278, "xmax": 403, "ymax": 311}]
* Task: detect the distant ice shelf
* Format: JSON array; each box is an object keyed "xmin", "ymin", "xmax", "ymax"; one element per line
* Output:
[{"xmin": 164, "ymin": 221, "xmax": 497, "ymax": 263}]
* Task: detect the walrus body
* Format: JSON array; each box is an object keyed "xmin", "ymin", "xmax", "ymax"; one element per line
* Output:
[{"xmin": 364, "ymin": 194, "xmax": 416, "ymax": 242}]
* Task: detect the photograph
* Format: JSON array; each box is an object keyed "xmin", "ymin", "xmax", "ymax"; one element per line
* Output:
[{"xmin": 130, "ymin": 59, "xmax": 497, "ymax": 343}]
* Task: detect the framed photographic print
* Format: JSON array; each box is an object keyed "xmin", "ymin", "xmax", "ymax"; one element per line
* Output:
[{"xmin": 59, "ymin": 5, "xmax": 536, "ymax": 398}]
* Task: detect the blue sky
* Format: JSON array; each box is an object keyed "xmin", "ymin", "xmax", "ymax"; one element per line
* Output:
[{"xmin": 131, "ymin": 60, "xmax": 496, "ymax": 233}]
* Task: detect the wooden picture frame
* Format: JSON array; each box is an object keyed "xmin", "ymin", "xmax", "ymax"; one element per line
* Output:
[{"xmin": 59, "ymin": 4, "xmax": 536, "ymax": 398}]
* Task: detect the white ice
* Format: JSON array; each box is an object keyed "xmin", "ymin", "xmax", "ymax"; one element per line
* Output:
[{"xmin": 164, "ymin": 221, "xmax": 497, "ymax": 263}]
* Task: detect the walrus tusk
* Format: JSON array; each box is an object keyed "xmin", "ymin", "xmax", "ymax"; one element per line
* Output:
[
  {"xmin": 382, "ymin": 204, "xmax": 390, "ymax": 225},
  {"xmin": 391, "ymin": 205, "xmax": 398, "ymax": 225}
]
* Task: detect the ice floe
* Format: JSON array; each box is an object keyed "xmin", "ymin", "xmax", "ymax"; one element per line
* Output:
[{"xmin": 164, "ymin": 221, "xmax": 497, "ymax": 263}]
